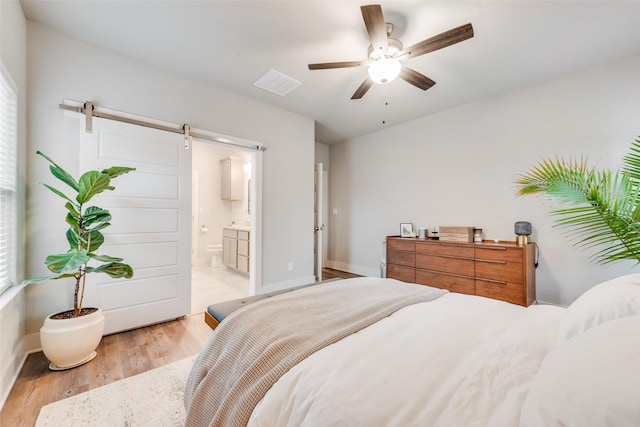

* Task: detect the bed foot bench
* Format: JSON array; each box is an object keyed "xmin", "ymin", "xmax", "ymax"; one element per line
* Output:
[{"xmin": 204, "ymin": 279, "xmax": 341, "ymax": 330}]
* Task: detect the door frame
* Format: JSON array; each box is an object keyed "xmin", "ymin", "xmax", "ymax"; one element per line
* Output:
[{"xmin": 191, "ymin": 137, "xmax": 263, "ymax": 296}]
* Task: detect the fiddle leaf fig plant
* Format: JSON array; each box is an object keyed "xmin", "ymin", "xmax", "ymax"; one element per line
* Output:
[
  {"xmin": 23, "ymin": 151, "xmax": 136, "ymax": 316},
  {"xmin": 514, "ymin": 136, "xmax": 640, "ymax": 264}
]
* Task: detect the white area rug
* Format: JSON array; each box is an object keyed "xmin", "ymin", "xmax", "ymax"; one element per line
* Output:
[{"xmin": 36, "ymin": 355, "xmax": 197, "ymax": 426}]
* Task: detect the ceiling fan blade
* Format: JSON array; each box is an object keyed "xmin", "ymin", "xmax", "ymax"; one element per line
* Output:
[
  {"xmin": 361, "ymin": 4, "xmax": 388, "ymax": 54},
  {"xmin": 398, "ymin": 23, "xmax": 473, "ymax": 59},
  {"xmin": 399, "ymin": 67, "xmax": 436, "ymax": 91},
  {"xmin": 351, "ymin": 78, "xmax": 374, "ymax": 99},
  {"xmin": 308, "ymin": 61, "xmax": 367, "ymax": 70}
]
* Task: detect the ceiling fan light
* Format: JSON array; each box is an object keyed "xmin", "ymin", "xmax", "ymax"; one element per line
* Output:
[{"xmin": 368, "ymin": 58, "xmax": 401, "ymax": 84}]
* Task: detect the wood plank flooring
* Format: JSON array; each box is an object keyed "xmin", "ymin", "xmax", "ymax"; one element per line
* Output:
[
  {"xmin": 320, "ymin": 267, "xmax": 362, "ymax": 281},
  {"xmin": 1, "ymin": 268, "xmax": 361, "ymax": 426},
  {"xmin": 0, "ymin": 314, "xmax": 212, "ymax": 427}
]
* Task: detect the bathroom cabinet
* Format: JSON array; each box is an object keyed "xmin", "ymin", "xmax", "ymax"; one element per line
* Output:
[
  {"xmin": 223, "ymin": 229, "xmax": 237, "ymax": 269},
  {"xmin": 220, "ymin": 157, "xmax": 243, "ymax": 201},
  {"xmin": 223, "ymin": 227, "xmax": 250, "ymax": 274}
]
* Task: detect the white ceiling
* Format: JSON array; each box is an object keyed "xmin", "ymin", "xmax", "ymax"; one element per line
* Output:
[{"xmin": 20, "ymin": 1, "xmax": 640, "ymax": 145}]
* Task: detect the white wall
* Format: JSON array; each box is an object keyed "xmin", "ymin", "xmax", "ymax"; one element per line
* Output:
[
  {"xmin": 329, "ymin": 52, "xmax": 640, "ymax": 306},
  {"xmin": 0, "ymin": 0, "xmax": 27, "ymax": 409},
  {"xmin": 25, "ymin": 21, "xmax": 315, "ymax": 338}
]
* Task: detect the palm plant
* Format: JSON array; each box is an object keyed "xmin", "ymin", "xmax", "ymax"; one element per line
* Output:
[
  {"xmin": 24, "ymin": 151, "xmax": 136, "ymax": 317},
  {"xmin": 514, "ymin": 136, "xmax": 640, "ymax": 264}
]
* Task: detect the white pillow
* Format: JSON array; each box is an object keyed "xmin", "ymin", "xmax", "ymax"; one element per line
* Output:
[
  {"xmin": 520, "ymin": 315, "xmax": 640, "ymax": 427},
  {"xmin": 557, "ymin": 273, "xmax": 640, "ymax": 343}
]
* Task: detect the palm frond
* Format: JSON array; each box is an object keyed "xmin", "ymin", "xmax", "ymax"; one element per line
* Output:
[
  {"xmin": 515, "ymin": 136, "xmax": 640, "ymax": 265},
  {"xmin": 622, "ymin": 137, "xmax": 640, "ymax": 182}
]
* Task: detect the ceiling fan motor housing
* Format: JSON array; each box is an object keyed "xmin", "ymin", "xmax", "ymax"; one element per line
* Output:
[{"xmin": 368, "ymin": 38, "xmax": 403, "ymax": 61}]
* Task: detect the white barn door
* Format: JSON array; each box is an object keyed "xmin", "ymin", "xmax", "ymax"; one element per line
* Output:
[{"xmin": 79, "ymin": 117, "xmax": 191, "ymax": 334}]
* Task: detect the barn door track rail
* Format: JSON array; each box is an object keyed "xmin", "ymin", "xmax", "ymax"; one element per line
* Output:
[{"xmin": 59, "ymin": 101, "xmax": 267, "ymax": 152}]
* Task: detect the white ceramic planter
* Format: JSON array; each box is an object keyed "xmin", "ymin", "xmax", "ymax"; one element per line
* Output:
[{"xmin": 40, "ymin": 308, "xmax": 105, "ymax": 370}]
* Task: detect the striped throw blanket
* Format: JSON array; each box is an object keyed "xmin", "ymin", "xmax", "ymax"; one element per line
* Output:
[{"xmin": 184, "ymin": 277, "xmax": 447, "ymax": 427}]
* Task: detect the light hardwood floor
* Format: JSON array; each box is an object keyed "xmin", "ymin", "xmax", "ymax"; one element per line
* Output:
[
  {"xmin": 0, "ymin": 314, "xmax": 212, "ymax": 427},
  {"xmin": 0, "ymin": 268, "xmax": 360, "ymax": 426}
]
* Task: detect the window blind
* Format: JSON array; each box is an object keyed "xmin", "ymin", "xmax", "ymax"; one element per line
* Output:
[{"xmin": 0, "ymin": 66, "xmax": 17, "ymax": 294}]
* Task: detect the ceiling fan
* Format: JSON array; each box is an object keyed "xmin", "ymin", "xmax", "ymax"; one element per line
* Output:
[{"xmin": 308, "ymin": 4, "xmax": 474, "ymax": 99}]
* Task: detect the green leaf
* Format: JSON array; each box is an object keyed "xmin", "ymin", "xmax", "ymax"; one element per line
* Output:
[
  {"xmin": 40, "ymin": 183, "xmax": 76, "ymax": 205},
  {"xmin": 36, "ymin": 151, "xmax": 79, "ymax": 192},
  {"xmin": 84, "ymin": 206, "xmax": 110, "ymax": 217},
  {"xmin": 82, "ymin": 206, "xmax": 111, "ymax": 228},
  {"xmin": 79, "ymin": 230, "xmax": 104, "ymax": 252},
  {"xmin": 66, "ymin": 212, "xmax": 79, "ymax": 231},
  {"xmin": 66, "ymin": 228, "xmax": 78, "ymax": 249},
  {"xmin": 622, "ymin": 137, "xmax": 640, "ymax": 182},
  {"xmin": 44, "ymin": 250, "xmax": 90, "ymax": 274},
  {"xmin": 77, "ymin": 171, "xmax": 112, "ymax": 204},
  {"xmin": 101, "ymin": 166, "xmax": 136, "ymax": 179},
  {"xmin": 21, "ymin": 276, "xmax": 51, "ymax": 285},
  {"xmin": 88, "ymin": 253, "xmax": 124, "ymax": 263},
  {"xmin": 86, "ymin": 222, "xmax": 110, "ymax": 232},
  {"xmin": 65, "ymin": 202, "xmax": 80, "ymax": 219},
  {"xmin": 21, "ymin": 273, "xmax": 80, "ymax": 285},
  {"xmin": 87, "ymin": 262, "xmax": 134, "ymax": 279}
]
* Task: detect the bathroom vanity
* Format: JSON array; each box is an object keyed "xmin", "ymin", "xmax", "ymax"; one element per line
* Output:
[{"xmin": 223, "ymin": 226, "xmax": 250, "ymax": 274}]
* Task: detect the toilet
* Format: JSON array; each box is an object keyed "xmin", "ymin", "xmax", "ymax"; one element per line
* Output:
[{"xmin": 207, "ymin": 244, "xmax": 223, "ymax": 268}]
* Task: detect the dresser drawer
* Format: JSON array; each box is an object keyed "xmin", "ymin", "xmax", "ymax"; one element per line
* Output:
[
  {"xmin": 388, "ymin": 238, "xmax": 416, "ymax": 252},
  {"xmin": 416, "ymin": 242, "xmax": 473, "ymax": 258},
  {"xmin": 387, "ymin": 264, "xmax": 415, "ymax": 283},
  {"xmin": 416, "ymin": 270, "xmax": 475, "ymax": 295},
  {"xmin": 475, "ymin": 259, "xmax": 523, "ymax": 283},
  {"xmin": 388, "ymin": 250, "xmax": 415, "ymax": 267},
  {"xmin": 475, "ymin": 246, "xmax": 523, "ymax": 263},
  {"xmin": 416, "ymin": 254, "xmax": 474, "ymax": 277},
  {"xmin": 475, "ymin": 278, "xmax": 525, "ymax": 306}
]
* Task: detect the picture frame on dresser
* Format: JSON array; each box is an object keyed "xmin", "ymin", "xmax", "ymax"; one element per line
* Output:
[{"xmin": 400, "ymin": 223, "xmax": 414, "ymax": 238}]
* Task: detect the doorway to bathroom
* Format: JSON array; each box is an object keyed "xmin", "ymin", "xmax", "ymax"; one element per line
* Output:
[{"xmin": 190, "ymin": 140, "xmax": 252, "ymax": 314}]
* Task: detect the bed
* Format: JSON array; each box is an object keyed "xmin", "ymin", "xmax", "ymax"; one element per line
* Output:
[{"xmin": 184, "ymin": 275, "xmax": 640, "ymax": 427}]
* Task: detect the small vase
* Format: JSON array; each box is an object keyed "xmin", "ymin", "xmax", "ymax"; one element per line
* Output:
[{"xmin": 40, "ymin": 307, "xmax": 105, "ymax": 370}]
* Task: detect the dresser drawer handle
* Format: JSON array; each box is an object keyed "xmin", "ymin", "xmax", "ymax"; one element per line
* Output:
[
  {"xmin": 479, "ymin": 246, "xmax": 507, "ymax": 251},
  {"xmin": 478, "ymin": 278, "xmax": 507, "ymax": 285},
  {"xmin": 476, "ymin": 259, "xmax": 506, "ymax": 265}
]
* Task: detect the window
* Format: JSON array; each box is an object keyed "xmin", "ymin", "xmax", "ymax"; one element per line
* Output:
[{"xmin": 0, "ymin": 65, "xmax": 17, "ymax": 294}]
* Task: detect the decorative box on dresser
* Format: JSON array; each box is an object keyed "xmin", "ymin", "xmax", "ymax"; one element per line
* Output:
[{"xmin": 386, "ymin": 236, "xmax": 536, "ymax": 306}]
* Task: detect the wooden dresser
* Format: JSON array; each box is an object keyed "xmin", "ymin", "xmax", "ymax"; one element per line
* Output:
[{"xmin": 386, "ymin": 236, "xmax": 536, "ymax": 306}]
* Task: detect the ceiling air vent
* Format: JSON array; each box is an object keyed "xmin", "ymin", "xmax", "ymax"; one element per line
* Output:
[{"xmin": 253, "ymin": 69, "xmax": 301, "ymax": 96}]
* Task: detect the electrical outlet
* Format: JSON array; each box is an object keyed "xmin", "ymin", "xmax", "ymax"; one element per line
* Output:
[{"xmin": 288, "ymin": 262, "xmax": 294, "ymax": 272}]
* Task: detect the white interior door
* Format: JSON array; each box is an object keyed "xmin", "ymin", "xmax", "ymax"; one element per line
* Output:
[
  {"xmin": 79, "ymin": 117, "xmax": 191, "ymax": 334},
  {"xmin": 322, "ymin": 171, "xmax": 329, "ymax": 267},
  {"xmin": 314, "ymin": 163, "xmax": 324, "ymax": 281},
  {"xmin": 191, "ymin": 171, "xmax": 199, "ymax": 266}
]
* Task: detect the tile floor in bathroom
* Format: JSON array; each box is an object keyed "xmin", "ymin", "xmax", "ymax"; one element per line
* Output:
[{"xmin": 191, "ymin": 265, "xmax": 250, "ymax": 315}]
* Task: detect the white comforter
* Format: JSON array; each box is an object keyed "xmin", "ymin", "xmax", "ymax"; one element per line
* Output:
[{"xmin": 248, "ymin": 293, "xmax": 565, "ymax": 427}]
